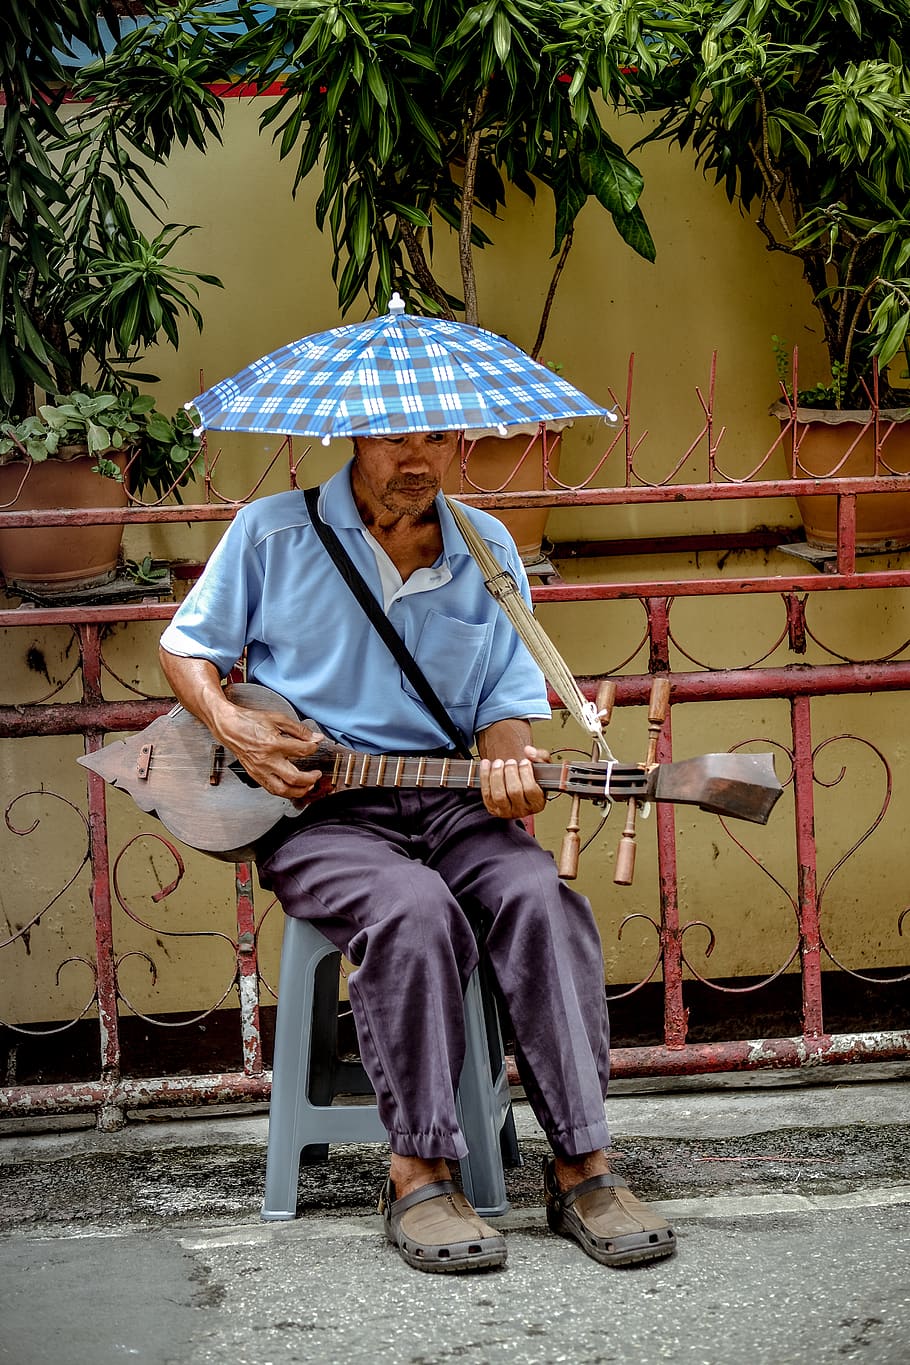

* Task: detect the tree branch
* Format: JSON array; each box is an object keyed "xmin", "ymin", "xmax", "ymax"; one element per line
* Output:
[
  {"xmin": 396, "ymin": 216, "xmax": 456, "ymax": 319},
  {"xmin": 531, "ymin": 229, "xmax": 574, "ymax": 361},
  {"xmin": 459, "ymin": 85, "xmax": 490, "ymax": 327}
]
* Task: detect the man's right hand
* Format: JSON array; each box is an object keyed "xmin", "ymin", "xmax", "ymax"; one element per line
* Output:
[
  {"xmin": 158, "ymin": 649, "xmax": 324, "ymax": 801},
  {"xmin": 213, "ymin": 704, "xmax": 325, "ymax": 800}
]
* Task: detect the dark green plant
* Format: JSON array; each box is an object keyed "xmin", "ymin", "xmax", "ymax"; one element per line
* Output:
[
  {"xmin": 124, "ymin": 553, "xmax": 169, "ymax": 584},
  {"xmin": 629, "ymin": 0, "xmax": 910, "ymax": 407},
  {"xmin": 233, "ymin": 0, "xmax": 687, "ymax": 355},
  {"xmin": 0, "ymin": 1, "xmax": 231, "ymax": 494},
  {"xmin": 772, "ymin": 333, "xmax": 848, "ymax": 408}
]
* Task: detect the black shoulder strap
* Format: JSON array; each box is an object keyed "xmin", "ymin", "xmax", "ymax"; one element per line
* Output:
[{"xmin": 303, "ymin": 485, "xmax": 473, "ymax": 758}]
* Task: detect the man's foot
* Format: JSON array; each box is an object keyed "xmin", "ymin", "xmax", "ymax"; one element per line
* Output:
[
  {"xmin": 544, "ymin": 1156, "xmax": 676, "ymax": 1268},
  {"xmin": 387, "ymin": 1154, "xmax": 452, "ymax": 1201},
  {"xmin": 379, "ymin": 1177, "xmax": 508, "ymax": 1274}
]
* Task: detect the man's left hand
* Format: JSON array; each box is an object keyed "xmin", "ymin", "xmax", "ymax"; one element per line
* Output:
[{"xmin": 479, "ymin": 746, "xmax": 548, "ymax": 819}]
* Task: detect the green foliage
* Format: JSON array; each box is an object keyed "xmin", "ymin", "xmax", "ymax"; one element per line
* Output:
[
  {"xmin": 232, "ymin": 0, "xmax": 681, "ymax": 350},
  {"xmin": 0, "ymin": 389, "xmax": 202, "ymax": 499},
  {"xmin": 773, "ymin": 336, "xmax": 849, "ymax": 409},
  {"xmin": 630, "ymin": 0, "xmax": 910, "ymax": 406},
  {"xmin": 0, "ymin": 1, "xmax": 229, "ymax": 490},
  {"xmin": 124, "ymin": 553, "xmax": 169, "ymax": 584}
]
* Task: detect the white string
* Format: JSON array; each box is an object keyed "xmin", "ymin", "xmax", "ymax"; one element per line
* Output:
[{"xmin": 601, "ymin": 759, "xmax": 615, "ymax": 804}]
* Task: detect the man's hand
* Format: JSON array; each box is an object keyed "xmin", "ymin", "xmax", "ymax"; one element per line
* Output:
[
  {"xmin": 158, "ymin": 649, "xmax": 323, "ymax": 801},
  {"xmin": 479, "ymin": 746, "xmax": 548, "ymax": 820},
  {"xmin": 477, "ymin": 718, "xmax": 548, "ymax": 819},
  {"xmin": 215, "ymin": 704, "xmax": 324, "ymax": 800}
]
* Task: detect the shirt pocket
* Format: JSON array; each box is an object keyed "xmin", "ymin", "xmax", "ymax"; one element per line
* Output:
[{"xmin": 403, "ymin": 610, "xmax": 493, "ymax": 712}]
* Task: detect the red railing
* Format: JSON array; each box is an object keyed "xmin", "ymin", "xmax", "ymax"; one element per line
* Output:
[{"xmin": 1, "ymin": 355, "xmax": 908, "ymax": 1126}]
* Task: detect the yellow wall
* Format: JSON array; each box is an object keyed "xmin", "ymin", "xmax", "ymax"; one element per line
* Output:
[{"xmin": 2, "ymin": 99, "xmax": 907, "ymax": 1029}]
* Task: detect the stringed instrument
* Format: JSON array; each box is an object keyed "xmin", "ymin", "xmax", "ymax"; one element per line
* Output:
[{"xmin": 78, "ymin": 683, "xmax": 783, "ymax": 862}]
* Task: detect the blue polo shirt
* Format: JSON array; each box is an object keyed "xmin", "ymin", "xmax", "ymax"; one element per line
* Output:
[{"xmin": 160, "ymin": 460, "xmax": 549, "ymax": 753}]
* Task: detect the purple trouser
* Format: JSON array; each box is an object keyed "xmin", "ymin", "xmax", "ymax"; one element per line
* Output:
[{"xmin": 259, "ymin": 787, "xmax": 611, "ymax": 1161}]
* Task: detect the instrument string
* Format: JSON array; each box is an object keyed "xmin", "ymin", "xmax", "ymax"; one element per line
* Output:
[{"xmin": 104, "ymin": 753, "xmax": 644, "ymax": 794}]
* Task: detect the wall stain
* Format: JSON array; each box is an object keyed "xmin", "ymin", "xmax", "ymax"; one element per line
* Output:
[{"xmin": 25, "ymin": 646, "xmax": 52, "ymax": 684}]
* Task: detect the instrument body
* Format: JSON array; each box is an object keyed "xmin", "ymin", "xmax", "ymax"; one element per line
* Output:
[{"xmin": 79, "ymin": 683, "xmax": 783, "ymax": 861}]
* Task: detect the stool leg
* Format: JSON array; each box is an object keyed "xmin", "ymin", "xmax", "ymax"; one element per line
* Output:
[
  {"xmin": 262, "ymin": 918, "xmax": 323, "ymax": 1220},
  {"xmin": 500, "ymin": 1103, "xmax": 522, "ymax": 1171},
  {"xmin": 476, "ymin": 963, "xmax": 522, "ymax": 1171},
  {"xmin": 262, "ymin": 917, "xmax": 387, "ymax": 1222},
  {"xmin": 455, "ymin": 968, "xmax": 511, "ymax": 1218},
  {"xmin": 300, "ymin": 951, "xmax": 339, "ymax": 1165}
]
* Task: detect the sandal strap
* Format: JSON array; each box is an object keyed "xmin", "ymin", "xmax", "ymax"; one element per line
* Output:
[
  {"xmin": 389, "ymin": 1179, "xmax": 460, "ymax": 1217},
  {"xmin": 550, "ymin": 1170, "xmax": 629, "ymax": 1210}
]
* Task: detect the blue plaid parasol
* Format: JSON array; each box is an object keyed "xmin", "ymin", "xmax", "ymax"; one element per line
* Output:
[{"xmin": 187, "ymin": 294, "xmax": 615, "ymax": 441}]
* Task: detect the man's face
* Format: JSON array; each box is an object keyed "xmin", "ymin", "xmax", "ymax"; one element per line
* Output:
[{"xmin": 352, "ymin": 430, "xmax": 459, "ymax": 519}]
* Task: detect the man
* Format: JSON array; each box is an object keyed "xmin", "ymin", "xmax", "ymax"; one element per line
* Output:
[{"xmin": 159, "ymin": 428, "xmax": 675, "ymax": 1273}]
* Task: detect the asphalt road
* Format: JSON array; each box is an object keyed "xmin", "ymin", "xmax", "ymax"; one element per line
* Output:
[{"xmin": 2, "ymin": 1074, "xmax": 908, "ymax": 1365}]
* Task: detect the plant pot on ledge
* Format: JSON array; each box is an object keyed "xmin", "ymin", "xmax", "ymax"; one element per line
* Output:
[
  {"xmin": 0, "ymin": 391, "xmax": 202, "ymax": 596},
  {"xmin": 444, "ymin": 422, "xmax": 568, "ymax": 564},
  {"xmin": 772, "ymin": 402, "xmax": 910, "ymax": 550},
  {"xmin": 0, "ymin": 446, "xmax": 130, "ymax": 592}
]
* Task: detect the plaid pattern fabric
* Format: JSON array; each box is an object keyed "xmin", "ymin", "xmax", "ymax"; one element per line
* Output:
[{"xmin": 188, "ymin": 309, "xmax": 612, "ymax": 437}]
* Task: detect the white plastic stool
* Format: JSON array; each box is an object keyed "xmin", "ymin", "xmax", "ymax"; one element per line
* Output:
[{"xmin": 261, "ymin": 914, "xmax": 520, "ymax": 1221}]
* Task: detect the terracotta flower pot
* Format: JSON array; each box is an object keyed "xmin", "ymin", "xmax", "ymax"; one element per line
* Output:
[
  {"xmin": 444, "ymin": 423, "xmax": 566, "ymax": 562},
  {"xmin": 773, "ymin": 403, "xmax": 910, "ymax": 549},
  {"xmin": 0, "ymin": 446, "xmax": 129, "ymax": 591}
]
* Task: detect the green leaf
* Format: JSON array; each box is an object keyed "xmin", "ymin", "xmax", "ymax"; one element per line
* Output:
[
  {"xmin": 611, "ymin": 205, "xmax": 656, "ymax": 263},
  {"xmin": 387, "ymin": 202, "xmax": 433, "ymax": 228},
  {"xmin": 493, "ymin": 10, "xmax": 512, "ymax": 65},
  {"xmin": 87, "ymin": 421, "xmax": 110, "ymax": 454},
  {"xmin": 878, "ymin": 313, "xmax": 910, "ymax": 368},
  {"xmin": 551, "ymin": 155, "xmax": 588, "ymax": 250},
  {"xmin": 118, "ymin": 293, "xmax": 143, "ymax": 353},
  {"xmin": 146, "ymin": 414, "xmax": 174, "ymax": 442},
  {"xmin": 352, "ymin": 193, "xmax": 372, "ymax": 268},
  {"xmin": 579, "ymin": 143, "xmax": 643, "ymax": 216},
  {"xmin": 12, "ymin": 296, "xmax": 51, "ymax": 365},
  {"xmin": 400, "ymin": 92, "xmax": 442, "ymax": 158},
  {"xmin": 835, "ymin": 0, "xmax": 863, "ymax": 38},
  {"xmin": 366, "ymin": 62, "xmax": 388, "ymax": 111}
]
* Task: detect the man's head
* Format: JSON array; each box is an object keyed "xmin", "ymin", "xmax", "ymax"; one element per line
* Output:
[{"xmin": 351, "ymin": 430, "xmax": 460, "ymax": 520}]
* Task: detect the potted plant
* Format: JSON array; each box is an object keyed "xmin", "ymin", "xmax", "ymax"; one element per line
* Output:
[
  {"xmin": 0, "ymin": 1, "xmax": 228, "ymax": 591},
  {"xmin": 628, "ymin": 0, "xmax": 910, "ymax": 547},
  {"xmin": 233, "ymin": 0, "xmax": 683, "ymax": 557},
  {"xmin": 0, "ymin": 392, "xmax": 201, "ymax": 589}
]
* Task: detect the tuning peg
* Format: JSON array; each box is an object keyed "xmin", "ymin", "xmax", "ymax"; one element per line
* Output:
[
  {"xmin": 614, "ymin": 798, "xmax": 638, "ymax": 885},
  {"xmin": 614, "ymin": 676, "xmax": 671, "ymax": 886},
  {"xmin": 557, "ymin": 797, "xmax": 581, "ymax": 879},
  {"xmin": 595, "ymin": 679, "xmax": 617, "ymax": 726},
  {"xmin": 645, "ymin": 676, "xmax": 670, "ymax": 768},
  {"xmin": 560, "ymin": 678, "xmax": 617, "ymax": 880}
]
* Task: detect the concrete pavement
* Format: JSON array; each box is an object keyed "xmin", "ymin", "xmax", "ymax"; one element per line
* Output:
[{"xmin": 1, "ymin": 1065, "xmax": 908, "ymax": 1364}]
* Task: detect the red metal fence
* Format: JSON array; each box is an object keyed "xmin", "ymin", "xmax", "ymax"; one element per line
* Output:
[{"xmin": 2, "ymin": 356, "xmax": 909, "ymax": 1127}]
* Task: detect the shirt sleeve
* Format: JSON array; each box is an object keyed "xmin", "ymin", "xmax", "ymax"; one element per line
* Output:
[{"xmin": 159, "ymin": 510, "xmax": 261, "ymax": 677}]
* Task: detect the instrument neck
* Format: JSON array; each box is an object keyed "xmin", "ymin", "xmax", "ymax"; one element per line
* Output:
[{"xmin": 323, "ymin": 750, "xmax": 569, "ymax": 795}]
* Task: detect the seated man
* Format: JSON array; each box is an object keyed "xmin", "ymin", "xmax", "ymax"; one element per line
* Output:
[{"xmin": 158, "ymin": 427, "xmax": 675, "ymax": 1274}]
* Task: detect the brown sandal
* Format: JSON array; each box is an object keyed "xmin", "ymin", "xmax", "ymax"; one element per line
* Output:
[
  {"xmin": 544, "ymin": 1159, "xmax": 676, "ymax": 1267},
  {"xmin": 379, "ymin": 1178, "xmax": 508, "ymax": 1274}
]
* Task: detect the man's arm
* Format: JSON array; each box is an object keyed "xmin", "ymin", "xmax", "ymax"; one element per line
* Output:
[
  {"xmin": 158, "ymin": 648, "xmax": 323, "ymax": 800},
  {"xmin": 477, "ymin": 717, "xmax": 548, "ymax": 820}
]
